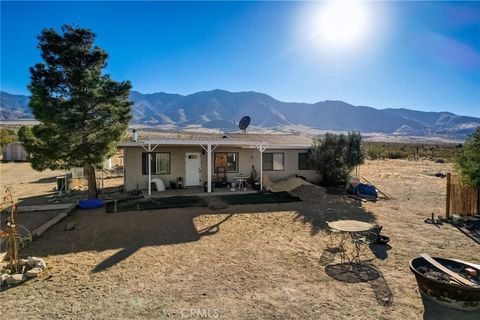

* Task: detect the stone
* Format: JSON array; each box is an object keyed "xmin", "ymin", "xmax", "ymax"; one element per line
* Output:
[
  {"xmin": 28, "ymin": 257, "xmax": 47, "ymax": 270},
  {"xmin": 26, "ymin": 267, "xmax": 42, "ymax": 278},
  {"xmin": 64, "ymin": 223, "xmax": 75, "ymax": 231},
  {"xmin": 5, "ymin": 273, "xmax": 27, "ymax": 285},
  {"xmin": 19, "ymin": 258, "xmax": 29, "ymax": 266},
  {"xmin": 207, "ymin": 197, "xmax": 228, "ymax": 210},
  {"xmin": 1, "ymin": 273, "xmax": 9, "ymax": 284}
]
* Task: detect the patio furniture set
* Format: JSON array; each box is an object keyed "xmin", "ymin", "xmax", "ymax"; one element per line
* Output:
[{"xmin": 326, "ymin": 220, "xmax": 387, "ymax": 272}]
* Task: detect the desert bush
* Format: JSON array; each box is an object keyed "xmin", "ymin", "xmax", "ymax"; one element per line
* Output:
[
  {"xmin": 311, "ymin": 132, "xmax": 363, "ymax": 186},
  {"xmin": 362, "ymin": 142, "xmax": 457, "ymax": 160},
  {"xmin": 363, "ymin": 144, "xmax": 383, "ymax": 160},
  {"xmin": 385, "ymin": 150, "xmax": 408, "ymax": 159},
  {"xmin": 0, "ymin": 128, "xmax": 17, "ymax": 147}
]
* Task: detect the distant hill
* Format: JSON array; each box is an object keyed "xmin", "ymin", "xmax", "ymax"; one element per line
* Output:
[
  {"xmin": 0, "ymin": 91, "xmax": 32, "ymax": 119},
  {"xmin": 1, "ymin": 89, "xmax": 478, "ymax": 138},
  {"xmin": 382, "ymin": 108, "xmax": 480, "ymax": 137}
]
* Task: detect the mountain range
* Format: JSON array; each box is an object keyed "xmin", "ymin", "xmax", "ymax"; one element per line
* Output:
[{"xmin": 1, "ymin": 90, "xmax": 479, "ymax": 138}]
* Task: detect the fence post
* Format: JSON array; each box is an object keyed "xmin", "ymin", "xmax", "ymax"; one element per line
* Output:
[
  {"xmin": 446, "ymin": 173, "xmax": 451, "ymax": 219},
  {"xmin": 477, "ymin": 189, "xmax": 480, "ymax": 216}
]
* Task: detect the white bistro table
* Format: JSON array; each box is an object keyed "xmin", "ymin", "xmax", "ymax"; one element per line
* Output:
[
  {"xmin": 234, "ymin": 176, "xmax": 247, "ymax": 190},
  {"xmin": 327, "ymin": 220, "xmax": 373, "ymax": 233},
  {"xmin": 327, "ymin": 220, "xmax": 374, "ymax": 270}
]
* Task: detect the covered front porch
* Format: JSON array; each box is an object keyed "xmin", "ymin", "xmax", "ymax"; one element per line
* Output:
[
  {"xmin": 146, "ymin": 187, "xmax": 258, "ymax": 198},
  {"xmin": 121, "ymin": 134, "xmax": 269, "ymax": 196}
]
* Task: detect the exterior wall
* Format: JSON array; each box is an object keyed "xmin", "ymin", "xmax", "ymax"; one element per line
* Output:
[
  {"xmin": 123, "ymin": 146, "xmax": 207, "ymax": 191},
  {"xmin": 263, "ymin": 148, "xmax": 320, "ymax": 183},
  {"xmin": 122, "ymin": 146, "xmax": 320, "ymax": 191}
]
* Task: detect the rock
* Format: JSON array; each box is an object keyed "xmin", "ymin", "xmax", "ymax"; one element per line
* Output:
[
  {"xmin": 1, "ymin": 273, "xmax": 9, "ymax": 284},
  {"xmin": 26, "ymin": 267, "xmax": 42, "ymax": 278},
  {"xmin": 28, "ymin": 257, "xmax": 47, "ymax": 270},
  {"xmin": 64, "ymin": 223, "xmax": 75, "ymax": 231},
  {"xmin": 19, "ymin": 258, "xmax": 29, "ymax": 266},
  {"xmin": 207, "ymin": 197, "xmax": 228, "ymax": 210},
  {"xmin": 6, "ymin": 273, "xmax": 27, "ymax": 285}
]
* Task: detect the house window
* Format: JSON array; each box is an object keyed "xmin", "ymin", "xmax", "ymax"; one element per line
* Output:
[
  {"xmin": 263, "ymin": 153, "xmax": 285, "ymax": 171},
  {"xmin": 298, "ymin": 152, "xmax": 313, "ymax": 170},
  {"xmin": 142, "ymin": 152, "xmax": 171, "ymax": 175},
  {"xmin": 214, "ymin": 152, "xmax": 238, "ymax": 173}
]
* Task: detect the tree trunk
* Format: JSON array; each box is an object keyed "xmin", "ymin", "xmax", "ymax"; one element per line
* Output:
[{"xmin": 84, "ymin": 164, "xmax": 98, "ymax": 199}]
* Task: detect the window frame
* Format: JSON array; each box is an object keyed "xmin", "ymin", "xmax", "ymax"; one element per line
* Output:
[
  {"xmin": 263, "ymin": 152, "xmax": 285, "ymax": 171},
  {"xmin": 298, "ymin": 152, "xmax": 313, "ymax": 170},
  {"xmin": 142, "ymin": 152, "xmax": 171, "ymax": 175},
  {"xmin": 214, "ymin": 152, "xmax": 239, "ymax": 173}
]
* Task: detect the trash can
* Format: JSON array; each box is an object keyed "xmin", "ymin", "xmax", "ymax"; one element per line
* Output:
[{"xmin": 254, "ymin": 182, "xmax": 261, "ymax": 190}]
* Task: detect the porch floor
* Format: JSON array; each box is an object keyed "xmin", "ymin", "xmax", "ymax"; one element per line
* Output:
[{"xmin": 146, "ymin": 187, "xmax": 258, "ymax": 198}]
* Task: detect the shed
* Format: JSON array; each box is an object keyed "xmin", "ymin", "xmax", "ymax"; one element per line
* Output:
[{"xmin": 2, "ymin": 142, "xmax": 28, "ymax": 161}]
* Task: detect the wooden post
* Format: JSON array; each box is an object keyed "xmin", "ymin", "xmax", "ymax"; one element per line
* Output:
[
  {"xmin": 477, "ymin": 189, "xmax": 480, "ymax": 216},
  {"xmin": 446, "ymin": 172, "xmax": 451, "ymax": 219}
]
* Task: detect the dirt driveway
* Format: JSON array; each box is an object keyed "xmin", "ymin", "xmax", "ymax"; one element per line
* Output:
[{"xmin": 1, "ymin": 160, "xmax": 479, "ymax": 319}]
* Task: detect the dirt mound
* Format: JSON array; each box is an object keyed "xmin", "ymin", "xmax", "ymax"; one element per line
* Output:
[
  {"xmin": 289, "ymin": 184, "xmax": 328, "ymax": 202},
  {"xmin": 207, "ymin": 197, "xmax": 229, "ymax": 210},
  {"xmin": 263, "ymin": 175, "xmax": 313, "ymax": 192}
]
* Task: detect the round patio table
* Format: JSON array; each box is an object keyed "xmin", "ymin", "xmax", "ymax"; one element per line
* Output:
[
  {"xmin": 327, "ymin": 220, "xmax": 374, "ymax": 272},
  {"xmin": 234, "ymin": 176, "xmax": 247, "ymax": 190},
  {"xmin": 327, "ymin": 220, "xmax": 373, "ymax": 233}
]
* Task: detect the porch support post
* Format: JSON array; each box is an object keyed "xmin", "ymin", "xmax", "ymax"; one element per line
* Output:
[
  {"xmin": 260, "ymin": 147, "xmax": 263, "ymax": 190},
  {"xmin": 257, "ymin": 144, "xmax": 266, "ymax": 190},
  {"xmin": 148, "ymin": 143, "xmax": 152, "ymax": 197},
  {"xmin": 207, "ymin": 143, "xmax": 212, "ymax": 193}
]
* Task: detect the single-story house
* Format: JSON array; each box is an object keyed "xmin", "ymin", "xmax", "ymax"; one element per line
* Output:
[{"xmin": 118, "ymin": 132, "xmax": 319, "ymax": 195}]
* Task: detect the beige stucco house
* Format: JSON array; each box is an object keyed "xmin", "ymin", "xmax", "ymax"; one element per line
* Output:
[{"xmin": 118, "ymin": 132, "xmax": 319, "ymax": 195}]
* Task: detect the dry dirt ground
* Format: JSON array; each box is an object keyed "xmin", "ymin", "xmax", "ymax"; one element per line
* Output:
[
  {"xmin": 1, "ymin": 160, "xmax": 479, "ymax": 319},
  {"xmin": 0, "ymin": 162, "xmax": 64, "ymax": 206}
]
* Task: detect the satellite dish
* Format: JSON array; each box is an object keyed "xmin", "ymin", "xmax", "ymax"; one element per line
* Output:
[{"xmin": 238, "ymin": 116, "xmax": 251, "ymax": 133}]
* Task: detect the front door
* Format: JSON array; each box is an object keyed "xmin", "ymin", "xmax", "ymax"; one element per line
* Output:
[{"xmin": 185, "ymin": 152, "xmax": 201, "ymax": 187}]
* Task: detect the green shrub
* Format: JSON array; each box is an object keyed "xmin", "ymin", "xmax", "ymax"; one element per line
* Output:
[
  {"xmin": 311, "ymin": 132, "xmax": 363, "ymax": 187},
  {"xmin": 0, "ymin": 128, "xmax": 17, "ymax": 147}
]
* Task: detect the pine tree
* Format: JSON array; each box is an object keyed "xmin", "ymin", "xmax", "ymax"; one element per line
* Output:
[
  {"xmin": 20, "ymin": 25, "xmax": 132, "ymax": 199},
  {"xmin": 455, "ymin": 127, "xmax": 480, "ymax": 189}
]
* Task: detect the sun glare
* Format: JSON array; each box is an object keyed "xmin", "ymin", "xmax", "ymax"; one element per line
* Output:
[{"xmin": 312, "ymin": 1, "xmax": 371, "ymax": 50}]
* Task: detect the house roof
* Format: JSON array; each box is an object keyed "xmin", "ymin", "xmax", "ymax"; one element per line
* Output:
[{"xmin": 117, "ymin": 131, "xmax": 313, "ymax": 149}]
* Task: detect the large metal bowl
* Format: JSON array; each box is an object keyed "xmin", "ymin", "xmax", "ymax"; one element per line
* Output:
[{"xmin": 409, "ymin": 257, "xmax": 480, "ymax": 311}]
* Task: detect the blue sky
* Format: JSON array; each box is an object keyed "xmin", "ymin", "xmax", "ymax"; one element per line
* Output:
[{"xmin": 1, "ymin": 1, "xmax": 479, "ymax": 116}]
